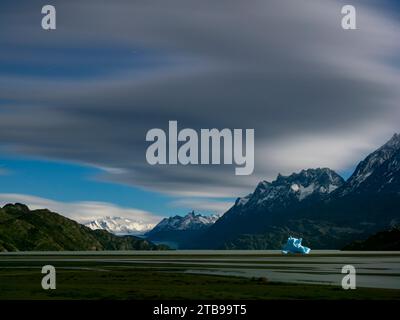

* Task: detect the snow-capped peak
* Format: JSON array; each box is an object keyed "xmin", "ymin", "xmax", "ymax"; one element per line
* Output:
[
  {"xmin": 234, "ymin": 168, "xmax": 344, "ymax": 210},
  {"xmin": 85, "ymin": 216, "xmax": 155, "ymax": 235},
  {"xmin": 148, "ymin": 211, "xmax": 220, "ymax": 233},
  {"xmin": 338, "ymin": 133, "xmax": 400, "ymax": 195}
]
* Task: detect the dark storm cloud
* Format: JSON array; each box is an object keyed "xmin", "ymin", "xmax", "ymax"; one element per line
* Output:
[{"xmin": 1, "ymin": 0, "xmax": 400, "ymax": 198}]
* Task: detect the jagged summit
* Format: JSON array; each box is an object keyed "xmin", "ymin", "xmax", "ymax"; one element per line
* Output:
[
  {"xmin": 147, "ymin": 211, "xmax": 220, "ymax": 234},
  {"xmin": 276, "ymin": 168, "xmax": 344, "ymax": 186},
  {"xmin": 235, "ymin": 168, "xmax": 344, "ymax": 210},
  {"xmin": 380, "ymin": 133, "xmax": 400, "ymax": 149},
  {"xmin": 337, "ymin": 133, "xmax": 400, "ymax": 195}
]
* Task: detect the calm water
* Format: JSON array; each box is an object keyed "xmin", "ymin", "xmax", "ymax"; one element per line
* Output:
[{"xmin": 1, "ymin": 250, "xmax": 399, "ymax": 289}]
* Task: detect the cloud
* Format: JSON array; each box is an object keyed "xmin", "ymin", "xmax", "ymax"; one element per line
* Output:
[
  {"xmin": 0, "ymin": 0, "xmax": 400, "ymax": 199},
  {"xmin": 0, "ymin": 193, "xmax": 163, "ymax": 225}
]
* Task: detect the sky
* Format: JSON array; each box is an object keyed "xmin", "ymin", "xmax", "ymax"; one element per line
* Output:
[{"xmin": 0, "ymin": 0, "xmax": 400, "ymax": 225}]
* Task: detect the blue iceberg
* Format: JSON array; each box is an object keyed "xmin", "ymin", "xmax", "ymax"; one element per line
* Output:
[{"xmin": 282, "ymin": 236, "xmax": 311, "ymax": 254}]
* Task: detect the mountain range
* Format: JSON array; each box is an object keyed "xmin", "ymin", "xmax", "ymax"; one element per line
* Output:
[
  {"xmin": 85, "ymin": 216, "xmax": 154, "ymax": 235},
  {"xmin": 190, "ymin": 133, "xmax": 400, "ymax": 249},
  {"xmin": 2, "ymin": 134, "xmax": 399, "ymax": 251},
  {"xmin": 145, "ymin": 211, "xmax": 219, "ymax": 248},
  {"xmin": 0, "ymin": 203, "xmax": 167, "ymax": 251}
]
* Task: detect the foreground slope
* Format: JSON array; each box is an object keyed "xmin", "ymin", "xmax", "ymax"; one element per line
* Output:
[{"xmin": 0, "ymin": 203, "xmax": 166, "ymax": 251}]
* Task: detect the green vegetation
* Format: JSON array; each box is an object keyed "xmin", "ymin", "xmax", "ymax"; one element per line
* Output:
[
  {"xmin": 1, "ymin": 267, "xmax": 399, "ymax": 300},
  {"xmin": 0, "ymin": 203, "xmax": 167, "ymax": 251}
]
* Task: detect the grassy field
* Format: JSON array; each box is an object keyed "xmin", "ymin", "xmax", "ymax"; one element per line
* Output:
[
  {"xmin": 2, "ymin": 268, "xmax": 400, "ymax": 300},
  {"xmin": 0, "ymin": 251, "xmax": 399, "ymax": 300}
]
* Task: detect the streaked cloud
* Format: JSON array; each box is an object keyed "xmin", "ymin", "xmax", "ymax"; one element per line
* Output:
[{"xmin": 0, "ymin": 0, "xmax": 399, "ymax": 200}]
